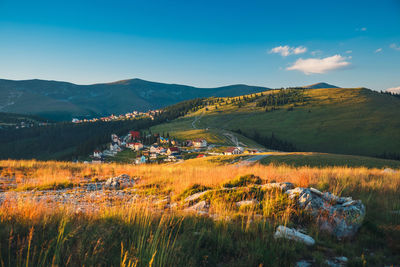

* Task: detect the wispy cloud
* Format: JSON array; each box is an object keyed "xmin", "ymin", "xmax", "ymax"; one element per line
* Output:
[
  {"xmin": 345, "ymin": 50, "xmax": 352, "ymax": 54},
  {"xmin": 286, "ymin": 55, "xmax": 351, "ymax": 75},
  {"xmin": 375, "ymin": 48, "xmax": 382, "ymax": 53},
  {"xmin": 269, "ymin": 45, "xmax": 307, "ymax": 57},
  {"xmin": 390, "ymin": 43, "xmax": 400, "ymax": 51},
  {"xmin": 356, "ymin": 27, "xmax": 367, "ymax": 31}
]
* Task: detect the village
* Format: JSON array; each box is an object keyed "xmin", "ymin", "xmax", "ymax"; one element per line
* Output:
[
  {"xmin": 72, "ymin": 110, "xmax": 160, "ymax": 123},
  {"xmin": 89, "ymin": 129, "xmax": 261, "ymax": 164}
]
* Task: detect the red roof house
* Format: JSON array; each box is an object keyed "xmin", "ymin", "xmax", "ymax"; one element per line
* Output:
[{"xmin": 129, "ymin": 131, "xmax": 140, "ymax": 140}]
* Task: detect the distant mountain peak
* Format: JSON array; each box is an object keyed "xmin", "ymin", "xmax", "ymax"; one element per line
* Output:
[{"xmin": 304, "ymin": 82, "xmax": 340, "ymax": 89}]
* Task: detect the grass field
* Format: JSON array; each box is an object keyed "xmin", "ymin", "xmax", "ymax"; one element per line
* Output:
[
  {"xmin": 0, "ymin": 159, "xmax": 399, "ymax": 266},
  {"xmin": 151, "ymin": 88, "xmax": 400, "ymax": 157},
  {"xmin": 258, "ymin": 152, "xmax": 400, "ymax": 169},
  {"xmin": 150, "ymin": 116, "xmax": 264, "ymax": 148}
]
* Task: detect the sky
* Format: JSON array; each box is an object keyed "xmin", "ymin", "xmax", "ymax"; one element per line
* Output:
[{"xmin": 0, "ymin": 0, "xmax": 399, "ymax": 90}]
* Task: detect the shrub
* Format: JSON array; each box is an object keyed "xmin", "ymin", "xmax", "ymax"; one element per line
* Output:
[{"xmin": 222, "ymin": 174, "xmax": 262, "ymax": 188}]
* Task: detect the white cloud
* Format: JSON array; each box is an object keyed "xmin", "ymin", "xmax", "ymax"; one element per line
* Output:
[
  {"xmin": 269, "ymin": 45, "xmax": 291, "ymax": 56},
  {"xmin": 269, "ymin": 45, "xmax": 307, "ymax": 57},
  {"xmin": 286, "ymin": 55, "xmax": 351, "ymax": 75},
  {"xmin": 375, "ymin": 48, "xmax": 382, "ymax": 53},
  {"xmin": 293, "ymin": 46, "xmax": 307, "ymax": 55},
  {"xmin": 386, "ymin": 86, "xmax": 400, "ymax": 94},
  {"xmin": 361, "ymin": 27, "xmax": 367, "ymax": 31},
  {"xmin": 345, "ymin": 50, "xmax": 352, "ymax": 54},
  {"xmin": 390, "ymin": 43, "xmax": 400, "ymax": 51}
]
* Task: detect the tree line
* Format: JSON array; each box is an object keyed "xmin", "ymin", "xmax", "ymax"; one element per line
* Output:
[{"xmin": 256, "ymin": 89, "xmax": 306, "ymax": 109}]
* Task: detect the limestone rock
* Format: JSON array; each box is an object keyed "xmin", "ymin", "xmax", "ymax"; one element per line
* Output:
[
  {"xmin": 104, "ymin": 174, "xmax": 138, "ymax": 190},
  {"xmin": 105, "ymin": 177, "xmax": 120, "ymax": 189},
  {"xmin": 286, "ymin": 187, "xmax": 365, "ymax": 239},
  {"xmin": 261, "ymin": 182, "xmax": 294, "ymax": 192},
  {"xmin": 274, "ymin": 226, "xmax": 315, "ymax": 246},
  {"xmin": 184, "ymin": 200, "xmax": 209, "ymax": 215}
]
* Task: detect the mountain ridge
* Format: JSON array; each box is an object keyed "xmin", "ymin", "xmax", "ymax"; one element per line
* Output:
[{"xmin": 0, "ymin": 78, "xmax": 270, "ymax": 121}]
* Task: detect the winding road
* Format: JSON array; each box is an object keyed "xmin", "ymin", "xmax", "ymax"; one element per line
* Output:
[
  {"xmin": 191, "ymin": 112, "xmax": 205, "ymax": 129},
  {"xmin": 236, "ymin": 154, "xmax": 271, "ymax": 167}
]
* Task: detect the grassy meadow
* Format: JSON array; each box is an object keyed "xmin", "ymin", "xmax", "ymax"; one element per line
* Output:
[
  {"xmin": 0, "ymin": 159, "xmax": 399, "ymax": 266},
  {"xmin": 259, "ymin": 152, "xmax": 400, "ymax": 169}
]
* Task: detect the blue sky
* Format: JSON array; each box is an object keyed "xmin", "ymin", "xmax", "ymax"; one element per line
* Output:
[{"xmin": 0, "ymin": 0, "xmax": 399, "ymax": 90}]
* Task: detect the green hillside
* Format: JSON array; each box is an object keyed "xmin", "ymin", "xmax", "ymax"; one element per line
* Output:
[
  {"xmin": 151, "ymin": 87, "xmax": 400, "ymax": 157},
  {"xmin": 0, "ymin": 78, "xmax": 269, "ymax": 121}
]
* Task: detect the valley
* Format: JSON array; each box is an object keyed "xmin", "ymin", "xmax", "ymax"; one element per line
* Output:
[{"xmin": 1, "ymin": 83, "xmax": 399, "ymax": 266}]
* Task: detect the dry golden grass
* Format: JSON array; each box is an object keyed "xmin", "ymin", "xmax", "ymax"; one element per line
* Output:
[
  {"xmin": 1, "ymin": 159, "xmax": 399, "ymax": 197},
  {"xmin": 1, "ymin": 159, "xmax": 400, "ymax": 266}
]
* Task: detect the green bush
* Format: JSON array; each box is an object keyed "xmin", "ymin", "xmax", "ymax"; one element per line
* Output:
[{"xmin": 222, "ymin": 174, "xmax": 262, "ymax": 188}]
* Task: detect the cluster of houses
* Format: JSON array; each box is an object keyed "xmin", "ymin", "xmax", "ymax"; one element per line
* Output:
[
  {"xmin": 72, "ymin": 110, "xmax": 160, "ymax": 123},
  {"xmin": 90, "ymin": 130, "xmax": 260, "ymax": 164},
  {"xmin": 2, "ymin": 120, "xmax": 50, "ymax": 130}
]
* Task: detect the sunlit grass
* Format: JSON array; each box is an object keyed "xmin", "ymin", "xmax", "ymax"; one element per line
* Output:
[{"xmin": 0, "ymin": 159, "xmax": 399, "ymax": 265}]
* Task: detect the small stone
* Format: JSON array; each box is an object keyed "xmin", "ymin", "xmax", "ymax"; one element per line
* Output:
[{"xmin": 274, "ymin": 226, "xmax": 315, "ymax": 246}]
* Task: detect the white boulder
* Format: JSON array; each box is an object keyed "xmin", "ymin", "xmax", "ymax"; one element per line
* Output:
[{"xmin": 274, "ymin": 226, "xmax": 315, "ymax": 246}]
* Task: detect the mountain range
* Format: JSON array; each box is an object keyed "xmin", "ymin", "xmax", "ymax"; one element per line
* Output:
[
  {"xmin": 0, "ymin": 78, "xmax": 343, "ymax": 121},
  {"xmin": 0, "ymin": 78, "xmax": 271, "ymax": 121}
]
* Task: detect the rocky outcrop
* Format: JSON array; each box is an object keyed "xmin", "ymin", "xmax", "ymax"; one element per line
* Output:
[
  {"xmin": 285, "ymin": 187, "xmax": 365, "ymax": 239},
  {"xmin": 183, "ymin": 190, "xmax": 211, "ymax": 204},
  {"xmin": 104, "ymin": 174, "xmax": 138, "ymax": 190},
  {"xmin": 184, "ymin": 200, "xmax": 209, "ymax": 215},
  {"xmin": 261, "ymin": 182, "xmax": 294, "ymax": 191},
  {"xmin": 274, "ymin": 226, "xmax": 315, "ymax": 246}
]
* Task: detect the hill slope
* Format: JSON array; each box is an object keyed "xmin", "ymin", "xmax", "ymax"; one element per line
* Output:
[
  {"xmin": 0, "ymin": 78, "xmax": 269, "ymax": 121},
  {"xmin": 151, "ymin": 87, "xmax": 400, "ymax": 157}
]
